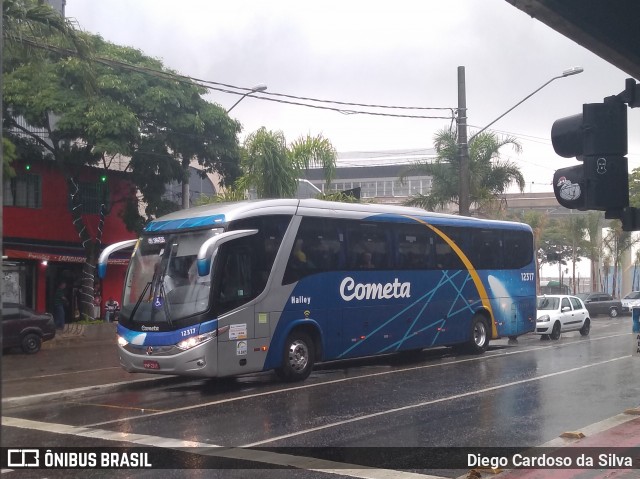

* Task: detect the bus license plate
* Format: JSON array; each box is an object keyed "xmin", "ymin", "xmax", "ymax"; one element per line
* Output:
[{"xmin": 143, "ymin": 360, "xmax": 160, "ymax": 370}]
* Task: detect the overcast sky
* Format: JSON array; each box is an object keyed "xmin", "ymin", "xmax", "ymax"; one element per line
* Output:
[{"xmin": 65, "ymin": 0, "xmax": 639, "ymax": 194}]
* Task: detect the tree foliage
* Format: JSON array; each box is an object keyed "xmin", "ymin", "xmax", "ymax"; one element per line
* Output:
[
  {"xmin": 401, "ymin": 127, "xmax": 525, "ymax": 213},
  {"xmin": 3, "ymin": 1, "xmax": 242, "ymax": 318},
  {"xmin": 238, "ymin": 128, "xmax": 336, "ymax": 199},
  {"xmin": 4, "ymin": 17, "xmax": 242, "ymax": 225}
]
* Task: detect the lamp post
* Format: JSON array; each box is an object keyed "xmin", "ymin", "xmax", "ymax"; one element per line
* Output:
[
  {"xmin": 457, "ymin": 66, "xmax": 584, "ymax": 216},
  {"xmin": 227, "ymin": 84, "xmax": 268, "ymax": 113},
  {"xmin": 180, "ymin": 84, "xmax": 267, "ymax": 209}
]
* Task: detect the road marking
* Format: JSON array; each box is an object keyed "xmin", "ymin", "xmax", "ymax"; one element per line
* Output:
[
  {"xmin": 69, "ymin": 401, "xmax": 165, "ymax": 413},
  {"xmin": 83, "ymin": 332, "xmax": 629, "ymax": 427},
  {"xmin": 2, "ymin": 367, "xmax": 121, "ymax": 382},
  {"xmin": 1, "ymin": 416, "xmax": 447, "ymax": 479},
  {"xmin": 242, "ymin": 356, "xmax": 629, "ymax": 446}
]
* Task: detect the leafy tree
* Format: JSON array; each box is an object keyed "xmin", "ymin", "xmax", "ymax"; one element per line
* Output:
[
  {"xmin": 3, "ymin": 138, "xmax": 17, "ymax": 178},
  {"xmin": 539, "ymin": 219, "xmax": 573, "ymax": 283},
  {"xmin": 629, "ymin": 167, "xmax": 640, "ymax": 208},
  {"xmin": 520, "ymin": 210, "xmax": 548, "ymax": 293},
  {"xmin": 238, "ymin": 128, "xmax": 336, "ymax": 199},
  {"xmin": 3, "ymin": 11, "xmax": 242, "ymax": 319},
  {"xmin": 401, "ymin": 127, "xmax": 525, "ymax": 213}
]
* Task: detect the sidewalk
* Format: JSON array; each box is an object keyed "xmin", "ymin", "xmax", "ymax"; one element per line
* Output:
[{"xmin": 1, "ymin": 322, "xmax": 174, "ymax": 407}]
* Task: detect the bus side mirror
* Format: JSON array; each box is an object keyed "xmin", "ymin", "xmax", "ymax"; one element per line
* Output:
[
  {"xmin": 98, "ymin": 239, "xmax": 138, "ymax": 279},
  {"xmin": 196, "ymin": 229, "xmax": 258, "ymax": 276}
]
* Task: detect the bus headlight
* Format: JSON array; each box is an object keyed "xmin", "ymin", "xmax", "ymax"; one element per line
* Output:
[
  {"xmin": 177, "ymin": 331, "xmax": 215, "ymax": 351},
  {"xmin": 537, "ymin": 314, "xmax": 550, "ymax": 323},
  {"xmin": 117, "ymin": 335, "xmax": 128, "ymax": 347},
  {"xmin": 176, "ymin": 325, "xmax": 230, "ymax": 351}
]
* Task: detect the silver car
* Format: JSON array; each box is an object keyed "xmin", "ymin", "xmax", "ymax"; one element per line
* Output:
[{"xmin": 535, "ymin": 295, "xmax": 590, "ymax": 340}]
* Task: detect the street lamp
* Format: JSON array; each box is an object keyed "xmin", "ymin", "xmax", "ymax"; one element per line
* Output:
[
  {"xmin": 226, "ymin": 84, "xmax": 268, "ymax": 113},
  {"xmin": 457, "ymin": 66, "xmax": 584, "ymax": 215}
]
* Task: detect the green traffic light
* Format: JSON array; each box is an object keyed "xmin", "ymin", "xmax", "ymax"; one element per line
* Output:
[
  {"xmin": 100, "ymin": 176, "xmax": 107, "ymax": 182},
  {"xmin": 25, "ymin": 164, "xmax": 31, "ymax": 171}
]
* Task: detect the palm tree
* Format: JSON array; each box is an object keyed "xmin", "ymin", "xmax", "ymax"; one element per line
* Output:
[
  {"xmin": 401, "ymin": 127, "xmax": 525, "ymax": 213},
  {"xmin": 238, "ymin": 128, "xmax": 336, "ymax": 199},
  {"xmin": 603, "ymin": 221, "xmax": 640, "ymax": 297},
  {"xmin": 583, "ymin": 212, "xmax": 604, "ymax": 292},
  {"xmin": 3, "ymin": 0, "xmax": 91, "ymax": 60},
  {"xmin": 565, "ymin": 215, "xmax": 587, "ymax": 294}
]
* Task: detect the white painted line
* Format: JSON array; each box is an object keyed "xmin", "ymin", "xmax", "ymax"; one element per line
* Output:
[
  {"xmin": 1, "ymin": 376, "xmax": 169, "ymax": 408},
  {"xmin": 242, "ymin": 356, "xmax": 629, "ymax": 447},
  {"xmin": 1, "ymin": 417, "xmax": 447, "ymax": 479},
  {"xmin": 85, "ymin": 332, "xmax": 629, "ymax": 428},
  {"xmin": 2, "ymin": 367, "xmax": 122, "ymax": 382}
]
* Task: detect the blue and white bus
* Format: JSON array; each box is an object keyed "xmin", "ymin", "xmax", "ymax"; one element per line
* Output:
[{"xmin": 99, "ymin": 199, "xmax": 536, "ymax": 382}]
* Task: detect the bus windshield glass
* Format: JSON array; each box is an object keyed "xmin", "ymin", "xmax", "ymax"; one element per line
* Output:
[{"xmin": 122, "ymin": 228, "xmax": 223, "ymax": 324}]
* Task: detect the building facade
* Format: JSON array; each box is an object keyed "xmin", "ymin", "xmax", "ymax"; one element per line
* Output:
[{"xmin": 3, "ymin": 160, "xmax": 137, "ymax": 320}]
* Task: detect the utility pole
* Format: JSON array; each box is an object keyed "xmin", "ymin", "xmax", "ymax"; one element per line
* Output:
[{"xmin": 457, "ymin": 66, "xmax": 470, "ymax": 216}]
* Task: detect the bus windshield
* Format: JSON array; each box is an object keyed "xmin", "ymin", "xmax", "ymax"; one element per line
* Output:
[{"xmin": 122, "ymin": 228, "xmax": 223, "ymax": 324}]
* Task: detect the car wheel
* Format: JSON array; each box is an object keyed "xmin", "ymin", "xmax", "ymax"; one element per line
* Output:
[
  {"xmin": 580, "ymin": 318, "xmax": 591, "ymax": 336},
  {"xmin": 275, "ymin": 331, "xmax": 314, "ymax": 382},
  {"xmin": 465, "ymin": 314, "xmax": 490, "ymax": 354},
  {"xmin": 609, "ymin": 307, "xmax": 619, "ymax": 318},
  {"xmin": 21, "ymin": 333, "xmax": 42, "ymax": 354},
  {"xmin": 549, "ymin": 322, "xmax": 561, "ymax": 340}
]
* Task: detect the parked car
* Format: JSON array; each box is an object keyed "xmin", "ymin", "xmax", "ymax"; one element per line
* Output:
[
  {"xmin": 535, "ymin": 294, "xmax": 590, "ymax": 340},
  {"xmin": 621, "ymin": 291, "xmax": 640, "ymax": 314},
  {"xmin": 576, "ymin": 292, "xmax": 622, "ymax": 317},
  {"xmin": 2, "ymin": 302, "xmax": 56, "ymax": 354}
]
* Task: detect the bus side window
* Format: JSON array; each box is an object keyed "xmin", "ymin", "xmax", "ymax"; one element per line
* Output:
[
  {"xmin": 504, "ymin": 230, "xmax": 533, "ymax": 269},
  {"xmin": 345, "ymin": 220, "xmax": 389, "ymax": 270}
]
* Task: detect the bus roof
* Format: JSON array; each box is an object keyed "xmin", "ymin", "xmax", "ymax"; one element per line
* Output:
[{"xmin": 144, "ymin": 199, "xmax": 532, "ymax": 233}]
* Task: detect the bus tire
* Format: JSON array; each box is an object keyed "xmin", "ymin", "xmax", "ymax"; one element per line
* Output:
[
  {"xmin": 276, "ymin": 331, "xmax": 315, "ymax": 382},
  {"xmin": 466, "ymin": 315, "xmax": 490, "ymax": 354}
]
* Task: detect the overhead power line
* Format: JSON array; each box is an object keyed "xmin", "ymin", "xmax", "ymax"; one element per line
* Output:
[{"xmin": 19, "ymin": 37, "xmax": 456, "ymax": 120}]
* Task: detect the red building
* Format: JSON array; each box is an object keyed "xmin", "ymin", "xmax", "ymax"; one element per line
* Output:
[{"xmin": 3, "ymin": 160, "xmax": 137, "ymax": 320}]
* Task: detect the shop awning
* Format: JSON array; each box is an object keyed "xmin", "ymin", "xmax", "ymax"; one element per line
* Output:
[{"xmin": 4, "ymin": 248, "xmax": 129, "ymax": 265}]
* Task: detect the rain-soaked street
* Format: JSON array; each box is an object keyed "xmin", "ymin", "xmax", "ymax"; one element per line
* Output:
[{"xmin": 2, "ymin": 315, "xmax": 640, "ymax": 478}]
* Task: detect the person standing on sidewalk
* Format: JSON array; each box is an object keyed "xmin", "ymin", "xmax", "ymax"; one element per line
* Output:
[
  {"xmin": 53, "ymin": 281, "xmax": 68, "ymax": 330},
  {"xmin": 104, "ymin": 296, "xmax": 120, "ymax": 323}
]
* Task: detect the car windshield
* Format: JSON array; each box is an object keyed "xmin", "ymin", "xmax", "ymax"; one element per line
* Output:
[
  {"xmin": 537, "ymin": 296, "xmax": 560, "ymax": 310},
  {"xmin": 624, "ymin": 291, "xmax": 640, "ymax": 300},
  {"xmin": 576, "ymin": 293, "xmax": 589, "ymax": 300},
  {"xmin": 122, "ymin": 228, "xmax": 223, "ymax": 324}
]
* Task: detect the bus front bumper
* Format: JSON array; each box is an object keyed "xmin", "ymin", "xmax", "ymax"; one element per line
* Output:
[{"xmin": 118, "ymin": 340, "xmax": 219, "ymax": 377}]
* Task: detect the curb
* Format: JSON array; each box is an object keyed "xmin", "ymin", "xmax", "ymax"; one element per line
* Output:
[{"xmin": 1, "ymin": 375, "xmax": 183, "ymax": 408}]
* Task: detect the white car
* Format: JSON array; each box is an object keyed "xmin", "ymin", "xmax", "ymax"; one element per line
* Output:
[
  {"xmin": 535, "ymin": 294, "xmax": 590, "ymax": 340},
  {"xmin": 621, "ymin": 291, "xmax": 640, "ymax": 314}
]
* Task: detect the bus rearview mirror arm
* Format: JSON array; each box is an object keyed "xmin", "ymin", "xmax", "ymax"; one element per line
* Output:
[
  {"xmin": 98, "ymin": 239, "xmax": 138, "ymax": 279},
  {"xmin": 196, "ymin": 229, "xmax": 258, "ymax": 276}
]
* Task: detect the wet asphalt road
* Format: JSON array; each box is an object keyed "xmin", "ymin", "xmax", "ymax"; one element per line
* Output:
[{"xmin": 2, "ymin": 315, "xmax": 639, "ymax": 478}]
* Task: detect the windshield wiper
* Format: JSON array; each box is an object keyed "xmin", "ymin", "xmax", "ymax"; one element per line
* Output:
[
  {"xmin": 159, "ymin": 282, "xmax": 173, "ymax": 328},
  {"xmin": 131, "ymin": 281, "xmax": 152, "ymax": 320}
]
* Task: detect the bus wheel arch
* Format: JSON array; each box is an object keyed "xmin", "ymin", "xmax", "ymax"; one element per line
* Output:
[{"xmin": 275, "ymin": 325, "xmax": 320, "ymax": 382}]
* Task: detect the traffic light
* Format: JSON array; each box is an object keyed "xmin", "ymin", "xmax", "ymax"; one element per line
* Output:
[{"xmin": 551, "ymin": 100, "xmax": 628, "ymax": 212}]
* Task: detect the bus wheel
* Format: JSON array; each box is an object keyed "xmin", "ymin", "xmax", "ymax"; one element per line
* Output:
[
  {"xmin": 276, "ymin": 331, "xmax": 315, "ymax": 382},
  {"xmin": 466, "ymin": 315, "xmax": 489, "ymax": 354}
]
